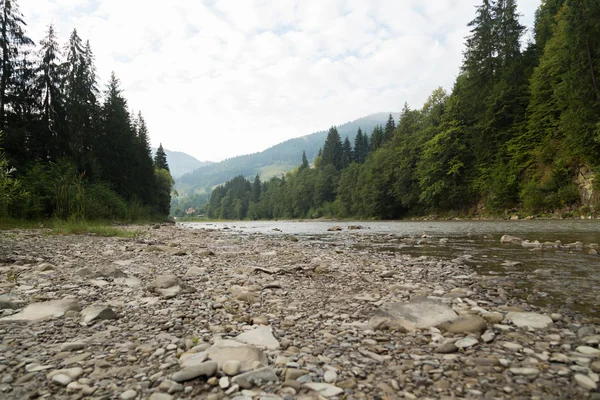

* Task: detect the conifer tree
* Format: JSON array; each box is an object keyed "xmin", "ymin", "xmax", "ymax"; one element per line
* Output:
[
  {"xmin": 251, "ymin": 174, "xmax": 261, "ymax": 202},
  {"xmin": 34, "ymin": 24, "xmax": 67, "ymax": 162},
  {"xmin": 300, "ymin": 150, "xmax": 309, "ymax": 170},
  {"xmin": 354, "ymin": 128, "xmax": 364, "ymax": 163},
  {"xmin": 341, "ymin": 136, "xmax": 352, "ymax": 169},
  {"xmin": 154, "ymin": 143, "xmax": 169, "ymax": 171},
  {"xmin": 384, "ymin": 113, "xmax": 396, "ymax": 143},
  {"xmin": 321, "ymin": 126, "xmax": 343, "ymax": 170},
  {"xmin": 370, "ymin": 125, "xmax": 384, "ymax": 152}
]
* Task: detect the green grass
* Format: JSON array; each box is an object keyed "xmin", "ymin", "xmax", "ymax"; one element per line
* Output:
[
  {"xmin": 50, "ymin": 220, "xmax": 140, "ymax": 237},
  {"xmin": 0, "ymin": 218, "xmax": 141, "ymax": 237}
]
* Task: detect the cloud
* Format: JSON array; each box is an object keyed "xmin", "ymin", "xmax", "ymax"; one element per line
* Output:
[{"xmin": 19, "ymin": 0, "xmax": 541, "ymax": 162}]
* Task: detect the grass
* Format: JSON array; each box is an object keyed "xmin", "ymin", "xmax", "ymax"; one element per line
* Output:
[{"xmin": 0, "ymin": 218, "xmax": 141, "ymax": 238}]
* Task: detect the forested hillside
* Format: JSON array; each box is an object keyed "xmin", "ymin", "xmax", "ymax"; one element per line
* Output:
[
  {"xmin": 0, "ymin": 2, "xmax": 173, "ymax": 220},
  {"xmin": 203, "ymin": 0, "xmax": 600, "ymax": 220},
  {"xmin": 174, "ymin": 113, "xmax": 390, "ymax": 194}
]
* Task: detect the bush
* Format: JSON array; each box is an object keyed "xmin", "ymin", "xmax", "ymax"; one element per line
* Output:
[{"xmin": 83, "ymin": 183, "xmax": 128, "ymax": 220}]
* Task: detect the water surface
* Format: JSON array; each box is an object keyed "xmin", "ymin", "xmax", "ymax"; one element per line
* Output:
[{"xmin": 181, "ymin": 220, "xmax": 600, "ymax": 319}]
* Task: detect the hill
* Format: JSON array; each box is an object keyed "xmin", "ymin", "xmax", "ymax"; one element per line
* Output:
[
  {"xmin": 175, "ymin": 112, "xmax": 392, "ymax": 194},
  {"xmin": 151, "ymin": 148, "xmax": 212, "ymax": 179}
]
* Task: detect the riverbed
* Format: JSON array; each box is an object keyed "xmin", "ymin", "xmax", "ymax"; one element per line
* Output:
[{"xmin": 182, "ymin": 220, "xmax": 600, "ymax": 319}]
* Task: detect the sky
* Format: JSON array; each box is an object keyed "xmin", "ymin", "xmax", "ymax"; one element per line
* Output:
[{"xmin": 20, "ymin": 0, "xmax": 540, "ymax": 162}]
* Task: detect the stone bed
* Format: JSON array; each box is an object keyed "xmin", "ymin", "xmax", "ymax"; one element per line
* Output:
[{"xmin": 0, "ymin": 223, "xmax": 598, "ymax": 399}]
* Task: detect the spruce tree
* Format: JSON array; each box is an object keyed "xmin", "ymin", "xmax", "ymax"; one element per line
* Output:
[
  {"xmin": 300, "ymin": 150, "xmax": 309, "ymax": 170},
  {"xmin": 384, "ymin": 113, "xmax": 396, "ymax": 143},
  {"xmin": 370, "ymin": 125, "xmax": 384, "ymax": 152},
  {"xmin": 320, "ymin": 126, "xmax": 343, "ymax": 170},
  {"xmin": 341, "ymin": 136, "xmax": 352, "ymax": 169},
  {"xmin": 154, "ymin": 143, "xmax": 169, "ymax": 171},
  {"xmin": 251, "ymin": 174, "xmax": 261, "ymax": 202},
  {"xmin": 34, "ymin": 24, "xmax": 67, "ymax": 162},
  {"xmin": 354, "ymin": 128, "xmax": 364, "ymax": 163}
]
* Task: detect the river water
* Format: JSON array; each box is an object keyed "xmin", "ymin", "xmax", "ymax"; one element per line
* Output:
[{"xmin": 181, "ymin": 220, "xmax": 600, "ymax": 319}]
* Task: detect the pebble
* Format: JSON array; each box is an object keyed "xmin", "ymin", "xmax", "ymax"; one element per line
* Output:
[
  {"xmin": 119, "ymin": 389, "xmax": 138, "ymax": 400},
  {"xmin": 223, "ymin": 360, "xmax": 242, "ymax": 376},
  {"xmin": 574, "ymin": 374, "xmax": 597, "ymax": 390},
  {"xmin": 51, "ymin": 374, "xmax": 72, "ymax": 386}
]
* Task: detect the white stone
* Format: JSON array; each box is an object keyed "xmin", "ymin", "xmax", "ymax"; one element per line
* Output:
[
  {"xmin": 576, "ymin": 346, "xmax": 600, "ymax": 356},
  {"xmin": 304, "ymin": 382, "xmax": 344, "ymax": 398},
  {"xmin": 179, "ymin": 352, "xmax": 208, "ymax": 368},
  {"xmin": 206, "ymin": 339, "xmax": 268, "ymax": 372},
  {"xmin": 235, "ymin": 326, "xmax": 280, "ymax": 350},
  {"xmin": 506, "ymin": 312, "xmax": 553, "ymax": 329},
  {"xmin": 219, "ymin": 376, "xmax": 230, "ymax": 389},
  {"xmin": 120, "ymin": 389, "xmax": 138, "ymax": 400},
  {"xmin": 51, "ymin": 373, "xmax": 72, "ymax": 386},
  {"xmin": 222, "ymin": 360, "xmax": 242, "ymax": 376},
  {"xmin": 80, "ymin": 306, "xmax": 118, "ymax": 324},
  {"xmin": 0, "ymin": 299, "xmax": 80, "ymax": 322},
  {"xmin": 369, "ymin": 299, "xmax": 457, "ymax": 331},
  {"xmin": 455, "ymin": 337, "xmax": 478, "ymax": 349},
  {"xmin": 510, "ymin": 367, "xmax": 540, "ymax": 376},
  {"xmin": 574, "ymin": 374, "xmax": 597, "ymax": 391},
  {"xmin": 324, "ymin": 369, "xmax": 337, "ymax": 383}
]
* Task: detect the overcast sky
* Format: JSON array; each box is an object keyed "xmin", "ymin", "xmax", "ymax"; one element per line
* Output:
[{"xmin": 20, "ymin": 0, "xmax": 540, "ymax": 162}]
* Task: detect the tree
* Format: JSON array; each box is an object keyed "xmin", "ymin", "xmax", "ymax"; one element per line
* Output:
[
  {"xmin": 300, "ymin": 150, "xmax": 309, "ymax": 170},
  {"xmin": 320, "ymin": 126, "xmax": 343, "ymax": 170},
  {"xmin": 154, "ymin": 143, "xmax": 169, "ymax": 171},
  {"xmin": 384, "ymin": 113, "xmax": 396, "ymax": 143},
  {"xmin": 341, "ymin": 136, "xmax": 352, "ymax": 169},
  {"xmin": 354, "ymin": 128, "xmax": 365, "ymax": 163},
  {"xmin": 33, "ymin": 24, "xmax": 67, "ymax": 162},
  {"xmin": 370, "ymin": 125, "xmax": 384, "ymax": 152},
  {"xmin": 251, "ymin": 174, "xmax": 261, "ymax": 202},
  {"xmin": 0, "ymin": 0, "xmax": 33, "ymax": 127}
]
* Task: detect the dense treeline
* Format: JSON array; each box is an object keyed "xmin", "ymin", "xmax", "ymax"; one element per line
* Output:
[
  {"xmin": 205, "ymin": 0, "xmax": 600, "ymax": 220},
  {"xmin": 0, "ymin": 1, "xmax": 173, "ymax": 220}
]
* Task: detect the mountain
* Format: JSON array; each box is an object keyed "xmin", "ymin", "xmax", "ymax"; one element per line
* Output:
[
  {"xmin": 151, "ymin": 148, "xmax": 212, "ymax": 179},
  {"xmin": 175, "ymin": 112, "xmax": 393, "ymax": 194}
]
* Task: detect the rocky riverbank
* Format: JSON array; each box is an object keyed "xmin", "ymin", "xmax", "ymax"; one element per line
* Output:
[{"xmin": 0, "ymin": 223, "xmax": 599, "ymax": 399}]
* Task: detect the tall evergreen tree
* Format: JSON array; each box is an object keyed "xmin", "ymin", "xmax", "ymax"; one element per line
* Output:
[
  {"xmin": 300, "ymin": 150, "xmax": 309, "ymax": 170},
  {"xmin": 341, "ymin": 136, "xmax": 352, "ymax": 169},
  {"xmin": 383, "ymin": 113, "xmax": 396, "ymax": 143},
  {"xmin": 251, "ymin": 174, "xmax": 261, "ymax": 202},
  {"xmin": 34, "ymin": 24, "xmax": 67, "ymax": 162},
  {"xmin": 370, "ymin": 125, "xmax": 384, "ymax": 152},
  {"xmin": 354, "ymin": 128, "xmax": 365, "ymax": 163},
  {"xmin": 320, "ymin": 126, "xmax": 343, "ymax": 170},
  {"xmin": 154, "ymin": 143, "xmax": 169, "ymax": 171}
]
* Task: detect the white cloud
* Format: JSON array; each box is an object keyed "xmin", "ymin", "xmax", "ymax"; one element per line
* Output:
[{"xmin": 19, "ymin": 0, "xmax": 540, "ymax": 162}]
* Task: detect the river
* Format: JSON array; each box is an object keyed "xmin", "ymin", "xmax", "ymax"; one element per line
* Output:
[{"xmin": 180, "ymin": 220, "xmax": 600, "ymax": 319}]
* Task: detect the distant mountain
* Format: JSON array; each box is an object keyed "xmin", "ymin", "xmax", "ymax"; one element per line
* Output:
[
  {"xmin": 151, "ymin": 148, "xmax": 212, "ymax": 179},
  {"xmin": 175, "ymin": 112, "xmax": 393, "ymax": 194}
]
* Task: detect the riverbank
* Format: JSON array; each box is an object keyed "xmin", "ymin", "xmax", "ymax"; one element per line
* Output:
[{"xmin": 0, "ymin": 223, "xmax": 598, "ymax": 399}]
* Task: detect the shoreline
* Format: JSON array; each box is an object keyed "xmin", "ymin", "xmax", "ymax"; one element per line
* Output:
[{"xmin": 0, "ymin": 224, "xmax": 598, "ymax": 399}]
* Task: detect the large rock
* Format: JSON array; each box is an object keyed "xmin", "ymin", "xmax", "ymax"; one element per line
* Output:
[
  {"xmin": 500, "ymin": 235, "xmax": 523, "ymax": 244},
  {"xmin": 80, "ymin": 306, "xmax": 119, "ymax": 324},
  {"xmin": 235, "ymin": 326, "xmax": 280, "ymax": 350},
  {"xmin": 172, "ymin": 361, "xmax": 217, "ymax": 382},
  {"xmin": 369, "ymin": 299, "xmax": 457, "ymax": 331},
  {"xmin": 506, "ymin": 312, "xmax": 553, "ymax": 329},
  {"xmin": 0, "ymin": 293, "xmax": 25, "ymax": 310},
  {"xmin": 439, "ymin": 315, "xmax": 487, "ymax": 334},
  {"xmin": 304, "ymin": 382, "xmax": 344, "ymax": 398},
  {"xmin": 98, "ymin": 265, "xmax": 127, "ymax": 278},
  {"xmin": 0, "ymin": 299, "xmax": 80, "ymax": 322},
  {"xmin": 206, "ymin": 339, "xmax": 268, "ymax": 372},
  {"xmin": 148, "ymin": 275, "xmax": 181, "ymax": 298},
  {"xmin": 231, "ymin": 367, "xmax": 278, "ymax": 386}
]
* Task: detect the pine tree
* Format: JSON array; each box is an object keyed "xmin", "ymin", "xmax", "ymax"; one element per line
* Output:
[
  {"xmin": 134, "ymin": 112, "xmax": 155, "ymax": 205},
  {"xmin": 0, "ymin": 0, "xmax": 33, "ymax": 127},
  {"xmin": 354, "ymin": 128, "xmax": 364, "ymax": 163},
  {"xmin": 300, "ymin": 150, "xmax": 309, "ymax": 170},
  {"xmin": 321, "ymin": 126, "xmax": 343, "ymax": 170},
  {"xmin": 370, "ymin": 125, "xmax": 384, "ymax": 152},
  {"xmin": 341, "ymin": 136, "xmax": 352, "ymax": 169},
  {"xmin": 64, "ymin": 29, "xmax": 100, "ymax": 178},
  {"xmin": 154, "ymin": 143, "xmax": 169, "ymax": 171},
  {"xmin": 33, "ymin": 24, "xmax": 67, "ymax": 162},
  {"xmin": 251, "ymin": 174, "xmax": 261, "ymax": 202},
  {"xmin": 383, "ymin": 113, "xmax": 396, "ymax": 143}
]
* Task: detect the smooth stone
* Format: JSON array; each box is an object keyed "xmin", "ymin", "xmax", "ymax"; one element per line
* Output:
[
  {"xmin": 51, "ymin": 374, "xmax": 72, "ymax": 386},
  {"xmin": 574, "ymin": 374, "xmax": 597, "ymax": 390},
  {"xmin": 47, "ymin": 367, "xmax": 84, "ymax": 380},
  {"xmin": 324, "ymin": 370, "xmax": 337, "ymax": 383},
  {"xmin": 223, "ymin": 360, "xmax": 242, "ymax": 376},
  {"xmin": 436, "ymin": 342, "xmax": 458, "ymax": 354},
  {"xmin": 60, "ymin": 342, "xmax": 86, "ymax": 352},
  {"xmin": 506, "ymin": 312, "xmax": 553, "ymax": 329},
  {"xmin": 219, "ymin": 376, "xmax": 230, "ymax": 389},
  {"xmin": 171, "ymin": 361, "xmax": 218, "ymax": 382},
  {"xmin": 481, "ymin": 331, "xmax": 496, "ymax": 343},
  {"xmin": 231, "ymin": 368, "xmax": 279, "ymax": 386},
  {"xmin": 80, "ymin": 306, "xmax": 118, "ymax": 324},
  {"xmin": 441, "ymin": 315, "xmax": 487, "ymax": 334},
  {"xmin": 591, "ymin": 361, "xmax": 600, "ymax": 373},
  {"xmin": 501, "ymin": 342, "xmax": 523, "ymax": 351},
  {"xmin": 120, "ymin": 389, "xmax": 138, "ymax": 400},
  {"xmin": 206, "ymin": 339, "xmax": 268, "ymax": 372},
  {"xmin": 482, "ymin": 312, "xmax": 504, "ymax": 324},
  {"xmin": 0, "ymin": 299, "xmax": 80, "ymax": 321},
  {"xmin": 510, "ymin": 367, "xmax": 540, "ymax": 376},
  {"xmin": 185, "ymin": 267, "xmax": 206, "ymax": 276},
  {"xmin": 179, "ymin": 352, "xmax": 208, "ymax": 368},
  {"xmin": 577, "ymin": 346, "xmax": 600, "ymax": 356},
  {"xmin": 369, "ymin": 299, "xmax": 457, "ymax": 331},
  {"xmin": 455, "ymin": 337, "xmax": 478, "ymax": 349},
  {"xmin": 304, "ymin": 382, "xmax": 344, "ymax": 398},
  {"xmin": 149, "ymin": 394, "xmax": 173, "ymax": 400},
  {"xmin": 235, "ymin": 326, "xmax": 280, "ymax": 350}
]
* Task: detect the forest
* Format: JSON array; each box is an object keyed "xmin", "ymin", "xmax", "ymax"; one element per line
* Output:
[
  {"xmin": 202, "ymin": 0, "xmax": 600, "ymax": 220},
  {"xmin": 0, "ymin": 1, "xmax": 173, "ymax": 221}
]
